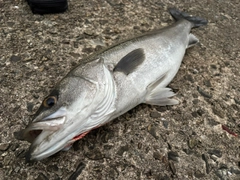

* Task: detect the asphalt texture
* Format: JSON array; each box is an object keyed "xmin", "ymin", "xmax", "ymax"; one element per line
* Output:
[{"xmin": 1, "ymin": 0, "xmax": 240, "ymax": 179}]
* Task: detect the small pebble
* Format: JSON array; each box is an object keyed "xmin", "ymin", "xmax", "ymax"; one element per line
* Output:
[
  {"xmin": 234, "ymin": 98, "xmax": 240, "ymax": 105},
  {"xmin": 36, "ymin": 173, "xmax": 48, "ymax": 180},
  {"xmin": 14, "ymin": 149, "xmax": 25, "ymax": 158},
  {"xmin": 153, "ymin": 151, "xmax": 162, "ymax": 160},
  {"xmin": 202, "ymin": 154, "xmax": 210, "ymax": 174},
  {"xmin": 155, "ymin": 174, "xmax": 171, "ymax": 180},
  {"xmin": 147, "ymin": 124, "xmax": 159, "ymax": 139},
  {"xmin": 188, "ymin": 138, "xmax": 198, "ymax": 149},
  {"xmin": 68, "ymin": 162, "xmax": 86, "ymax": 180},
  {"xmin": 215, "ymin": 169, "xmax": 228, "ymax": 179},
  {"xmin": 192, "ymin": 68, "xmax": 199, "ymax": 74},
  {"xmin": 156, "ymin": 106, "xmax": 168, "ymax": 112},
  {"xmin": 207, "ymin": 118, "xmax": 219, "ymax": 126},
  {"xmin": 93, "ymin": 165, "xmax": 103, "ymax": 172},
  {"xmin": 210, "ymin": 64, "xmax": 217, "ymax": 69},
  {"xmin": 204, "ymin": 80, "xmax": 212, "ymax": 87},
  {"xmin": 10, "ymin": 143, "xmax": 19, "ymax": 151},
  {"xmin": 192, "ymin": 93, "xmax": 199, "ymax": 98},
  {"xmin": 185, "ymin": 74, "xmax": 194, "ymax": 83},
  {"xmin": 193, "ymin": 99, "xmax": 199, "ymax": 104},
  {"xmin": 168, "ymin": 151, "xmax": 179, "ymax": 162},
  {"xmin": 14, "ymin": 166, "xmax": 20, "ymax": 173},
  {"xmin": 197, "ymin": 86, "xmax": 212, "ymax": 98},
  {"xmin": 103, "ymin": 145, "xmax": 113, "ymax": 150},
  {"xmin": 197, "ymin": 109, "xmax": 204, "ymax": 116},
  {"xmin": 84, "ymin": 30, "xmax": 94, "ymax": 36},
  {"xmin": 162, "ymin": 120, "xmax": 168, "ymax": 129},
  {"xmin": 183, "ymin": 148, "xmax": 193, "ymax": 155},
  {"xmin": 27, "ymin": 102, "xmax": 34, "ymax": 112},
  {"xmin": 48, "ymin": 165, "xmax": 58, "ymax": 172},
  {"xmin": 231, "ymin": 104, "xmax": 239, "ymax": 111},
  {"xmin": 230, "ymin": 167, "xmax": 240, "ymax": 174},
  {"xmin": 194, "ymin": 170, "xmax": 205, "ymax": 178},
  {"xmin": 0, "ymin": 143, "xmax": 10, "ymax": 151},
  {"xmin": 212, "ymin": 107, "xmax": 225, "ymax": 118},
  {"xmin": 138, "ymin": 142, "xmax": 142, "ymax": 149},
  {"xmin": 150, "ymin": 112, "xmax": 161, "ymax": 118},
  {"xmin": 117, "ymin": 145, "xmax": 129, "ymax": 156},
  {"xmin": 207, "ymin": 149, "xmax": 222, "ymax": 158},
  {"xmin": 219, "ymin": 164, "xmax": 228, "ymax": 169},
  {"xmin": 85, "ymin": 148, "xmax": 104, "ymax": 160},
  {"xmin": 169, "ymin": 161, "xmax": 176, "ymax": 175},
  {"xmin": 192, "ymin": 111, "xmax": 198, "ymax": 118},
  {"xmin": 10, "ymin": 55, "xmax": 21, "ymax": 62}
]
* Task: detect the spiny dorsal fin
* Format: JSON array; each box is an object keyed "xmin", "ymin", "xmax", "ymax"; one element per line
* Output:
[{"xmin": 113, "ymin": 48, "xmax": 145, "ymax": 75}]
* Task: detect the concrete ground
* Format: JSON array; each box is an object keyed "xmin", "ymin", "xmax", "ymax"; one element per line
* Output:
[{"xmin": 0, "ymin": 0, "xmax": 239, "ymax": 179}]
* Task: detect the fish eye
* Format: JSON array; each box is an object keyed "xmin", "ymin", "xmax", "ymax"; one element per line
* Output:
[{"xmin": 43, "ymin": 96, "xmax": 57, "ymax": 108}]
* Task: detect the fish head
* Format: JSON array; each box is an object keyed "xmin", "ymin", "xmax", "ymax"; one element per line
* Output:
[{"xmin": 16, "ymin": 76, "xmax": 100, "ymax": 161}]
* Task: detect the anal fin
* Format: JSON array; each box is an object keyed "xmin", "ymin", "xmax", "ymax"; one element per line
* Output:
[
  {"xmin": 145, "ymin": 77, "xmax": 179, "ymax": 106},
  {"xmin": 145, "ymin": 87, "xmax": 178, "ymax": 106},
  {"xmin": 187, "ymin": 33, "xmax": 199, "ymax": 48}
]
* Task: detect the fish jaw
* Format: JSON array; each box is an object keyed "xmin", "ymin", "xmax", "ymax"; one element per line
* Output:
[
  {"xmin": 25, "ymin": 129, "xmax": 73, "ymax": 161},
  {"xmin": 22, "ymin": 108, "xmax": 70, "ymax": 161},
  {"xmin": 24, "ymin": 111, "xmax": 107, "ymax": 161},
  {"xmin": 23, "ymin": 106, "xmax": 93, "ymax": 161},
  {"xmin": 24, "ymin": 119, "xmax": 83, "ymax": 161},
  {"xmin": 21, "ymin": 106, "xmax": 84, "ymax": 161}
]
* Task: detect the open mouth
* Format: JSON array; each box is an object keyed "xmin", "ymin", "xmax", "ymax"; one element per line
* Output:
[
  {"xmin": 14, "ymin": 116, "xmax": 66, "ymax": 143},
  {"xmin": 27, "ymin": 129, "xmax": 43, "ymax": 142},
  {"xmin": 14, "ymin": 128, "xmax": 43, "ymax": 143},
  {"xmin": 29, "ymin": 129, "xmax": 42, "ymax": 138}
]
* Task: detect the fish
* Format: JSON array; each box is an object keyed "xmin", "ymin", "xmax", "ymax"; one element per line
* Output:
[{"xmin": 15, "ymin": 8, "xmax": 207, "ymax": 161}]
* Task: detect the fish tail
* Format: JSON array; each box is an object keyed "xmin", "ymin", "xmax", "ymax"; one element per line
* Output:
[{"xmin": 169, "ymin": 8, "xmax": 208, "ymax": 28}]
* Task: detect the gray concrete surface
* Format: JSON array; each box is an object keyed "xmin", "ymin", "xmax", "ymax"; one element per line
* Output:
[{"xmin": 0, "ymin": 0, "xmax": 240, "ymax": 179}]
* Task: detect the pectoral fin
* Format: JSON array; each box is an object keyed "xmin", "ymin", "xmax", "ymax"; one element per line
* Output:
[{"xmin": 113, "ymin": 48, "xmax": 145, "ymax": 75}]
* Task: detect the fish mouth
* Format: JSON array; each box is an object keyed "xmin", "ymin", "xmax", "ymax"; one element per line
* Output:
[
  {"xmin": 14, "ymin": 116, "xmax": 68, "ymax": 161},
  {"xmin": 14, "ymin": 107, "xmax": 89, "ymax": 161},
  {"xmin": 27, "ymin": 116, "xmax": 68, "ymax": 161},
  {"xmin": 26, "ymin": 129, "xmax": 43, "ymax": 143},
  {"xmin": 15, "ymin": 107, "xmax": 68, "ymax": 143},
  {"xmin": 22, "ymin": 116, "xmax": 66, "ymax": 143}
]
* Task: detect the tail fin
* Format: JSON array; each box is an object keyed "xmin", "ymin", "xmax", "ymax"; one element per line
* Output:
[{"xmin": 169, "ymin": 8, "xmax": 208, "ymax": 28}]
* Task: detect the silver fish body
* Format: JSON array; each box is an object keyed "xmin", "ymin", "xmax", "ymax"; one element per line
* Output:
[{"xmin": 15, "ymin": 9, "xmax": 207, "ymax": 161}]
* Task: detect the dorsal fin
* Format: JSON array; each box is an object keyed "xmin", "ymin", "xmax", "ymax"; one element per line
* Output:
[{"xmin": 113, "ymin": 48, "xmax": 145, "ymax": 75}]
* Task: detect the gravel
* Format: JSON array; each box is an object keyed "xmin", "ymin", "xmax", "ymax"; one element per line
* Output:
[{"xmin": 0, "ymin": 0, "xmax": 239, "ymax": 179}]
